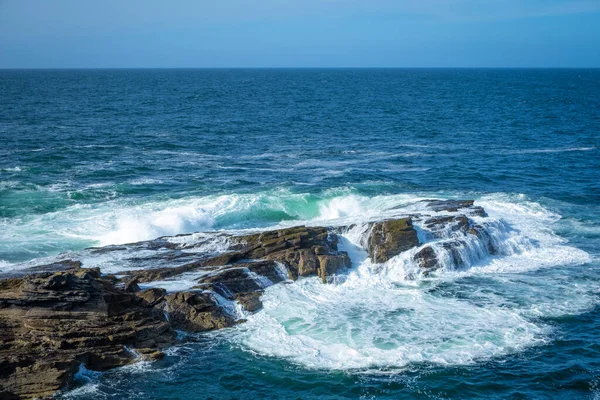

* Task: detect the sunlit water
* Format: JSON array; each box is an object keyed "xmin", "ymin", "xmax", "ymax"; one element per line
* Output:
[{"xmin": 1, "ymin": 69, "xmax": 599, "ymax": 399}]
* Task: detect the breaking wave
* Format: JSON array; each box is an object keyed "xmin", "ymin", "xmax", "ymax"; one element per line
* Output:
[{"xmin": 223, "ymin": 193, "xmax": 593, "ymax": 371}]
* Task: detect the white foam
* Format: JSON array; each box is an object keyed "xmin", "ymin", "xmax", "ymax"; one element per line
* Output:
[
  {"xmin": 230, "ymin": 277, "xmax": 547, "ymax": 370},
  {"xmin": 0, "ymin": 189, "xmax": 433, "ymax": 265},
  {"xmin": 79, "ymin": 248, "xmax": 173, "ymax": 275},
  {"xmin": 138, "ymin": 271, "xmax": 210, "ymax": 292},
  {"xmin": 128, "ymin": 178, "xmax": 164, "ymax": 185},
  {"xmin": 166, "ymin": 232, "xmax": 231, "ymax": 254},
  {"xmin": 227, "ymin": 193, "xmax": 594, "ymax": 371},
  {"xmin": 211, "ymin": 291, "xmax": 245, "ymax": 320},
  {"xmin": 507, "ymin": 146, "xmax": 596, "ymax": 154},
  {"xmin": 95, "ymin": 200, "xmax": 219, "ymax": 245},
  {"xmin": 60, "ymin": 364, "xmax": 102, "ymax": 399},
  {"xmin": 274, "ymin": 262, "xmax": 291, "ymax": 281},
  {"xmin": 246, "ymin": 269, "xmax": 273, "ymax": 288},
  {"xmin": 0, "ymin": 180, "xmax": 22, "ymax": 190},
  {"xmin": 1, "ymin": 166, "xmax": 23, "ymax": 172}
]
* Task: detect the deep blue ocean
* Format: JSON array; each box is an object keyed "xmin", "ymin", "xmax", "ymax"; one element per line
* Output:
[{"xmin": 1, "ymin": 69, "xmax": 599, "ymax": 399}]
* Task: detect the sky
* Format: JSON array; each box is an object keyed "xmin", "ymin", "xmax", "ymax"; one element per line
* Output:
[{"xmin": 0, "ymin": 0, "xmax": 599, "ymax": 68}]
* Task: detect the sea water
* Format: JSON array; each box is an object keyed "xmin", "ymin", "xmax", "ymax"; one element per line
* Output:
[{"xmin": 1, "ymin": 69, "xmax": 599, "ymax": 399}]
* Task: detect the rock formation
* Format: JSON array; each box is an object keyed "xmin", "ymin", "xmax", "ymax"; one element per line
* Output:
[
  {"xmin": 0, "ymin": 268, "xmax": 175, "ymax": 399},
  {"xmin": 0, "ymin": 225, "xmax": 353, "ymax": 398},
  {"xmin": 0, "ymin": 200, "xmax": 493, "ymax": 399},
  {"xmin": 367, "ymin": 218, "xmax": 420, "ymax": 263}
]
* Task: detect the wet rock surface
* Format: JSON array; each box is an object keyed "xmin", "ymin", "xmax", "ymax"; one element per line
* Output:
[
  {"xmin": 0, "ymin": 225, "xmax": 351, "ymax": 399},
  {"xmin": 422, "ymin": 199, "xmax": 487, "ymax": 217},
  {"xmin": 408, "ymin": 201, "xmax": 497, "ymax": 274},
  {"xmin": 161, "ymin": 291, "xmax": 235, "ymax": 332},
  {"xmin": 0, "ymin": 268, "xmax": 175, "ymax": 399},
  {"xmin": 123, "ymin": 226, "xmax": 352, "ymax": 285},
  {"xmin": 367, "ymin": 218, "xmax": 420, "ymax": 263},
  {"xmin": 0, "ymin": 200, "xmax": 494, "ymax": 399}
]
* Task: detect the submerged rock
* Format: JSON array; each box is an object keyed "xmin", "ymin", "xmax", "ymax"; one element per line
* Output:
[
  {"xmin": 414, "ymin": 246, "xmax": 439, "ymax": 271},
  {"xmin": 423, "ymin": 215, "xmax": 470, "ymax": 236},
  {"xmin": 468, "ymin": 224, "xmax": 497, "ymax": 254},
  {"xmin": 422, "ymin": 199, "xmax": 487, "ymax": 217},
  {"xmin": 197, "ymin": 266, "xmax": 263, "ymax": 297},
  {"xmin": 0, "ymin": 259, "xmax": 82, "ymax": 279},
  {"xmin": 367, "ymin": 218, "xmax": 420, "ymax": 263}
]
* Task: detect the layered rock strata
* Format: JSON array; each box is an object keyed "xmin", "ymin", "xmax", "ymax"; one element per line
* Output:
[
  {"xmin": 0, "ymin": 268, "xmax": 175, "ymax": 399},
  {"xmin": 0, "ymin": 200, "xmax": 491, "ymax": 399}
]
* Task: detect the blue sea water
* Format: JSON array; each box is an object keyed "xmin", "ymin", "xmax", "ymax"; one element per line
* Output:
[{"xmin": 0, "ymin": 69, "xmax": 599, "ymax": 399}]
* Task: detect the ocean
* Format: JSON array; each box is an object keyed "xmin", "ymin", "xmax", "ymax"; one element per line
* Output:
[{"xmin": 0, "ymin": 68, "xmax": 599, "ymax": 399}]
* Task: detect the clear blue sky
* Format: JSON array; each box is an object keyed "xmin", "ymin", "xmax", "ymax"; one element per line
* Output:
[{"xmin": 1, "ymin": 0, "xmax": 599, "ymax": 68}]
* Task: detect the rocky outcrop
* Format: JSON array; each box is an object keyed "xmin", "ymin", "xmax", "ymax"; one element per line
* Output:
[
  {"xmin": 234, "ymin": 226, "xmax": 351, "ymax": 282},
  {"xmin": 410, "ymin": 201, "xmax": 497, "ymax": 274},
  {"xmin": 468, "ymin": 224, "xmax": 497, "ymax": 254},
  {"xmin": 0, "ymin": 201, "xmax": 494, "ymax": 398},
  {"xmin": 422, "ymin": 215, "xmax": 469, "ymax": 236},
  {"xmin": 413, "ymin": 246, "xmax": 439, "ymax": 270},
  {"xmin": 125, "ymin": 225, "xmax": 351, "ymax": 284},
  {"xmin": 161, "ymin": 291, "xmax": 235, "ymax": 332},
  {"xmin": 0, "ymin": 268, "xmax": 175, "ymax": 399},
  {"xmin": 422, "ymin": 199, "xmax": 487, "ymax": 217},
  {"xmin": 367, "ymin": 218, "xmax": 420, "ymax": 263},
  {"xmin": 0, "ymin": 225, "xmax": 353, "ymax": 399}
]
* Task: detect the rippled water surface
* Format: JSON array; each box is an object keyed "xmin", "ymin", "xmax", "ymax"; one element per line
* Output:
[{"xmin": 1, "ymin": 69, "xmax": 599, "ymax": 399}]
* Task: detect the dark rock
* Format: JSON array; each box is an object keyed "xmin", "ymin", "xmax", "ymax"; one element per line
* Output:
[
  {"xmin": 234, "ymin": 291, "xmax": 263, "ymax": 312},
  {"xmin": 126, "ymin": 226, "xmax": 351, "ymax": 285},
  {"xmin": 414, "ymin": 246, "xmax": 439, "ymax": 270},
  {"xmin": 424, "ymin": 199, "xmax": 475, "ymax": 212},
  {"xmin": 125, "ymin": 261, "xmax": 217, "ymax": 284},
  {"xmin": 414, "ymin": 241, "xmax": 467, "ymax": 274},
  {"xmin": 313, "ymin": 245, "xmax": 327, "ymax": 255},
  {"xmin": 423, "ymin": 215, "xmax": 470, "ymax": 237},
  {"xmin": 136, "ymin": 288, "xmax": 167, "ymax": 307},
  {"xmin": 367, "ymin": 218, "xmax": 420, "ymax": 263},
  {"xmin": 422, "ymin": 199, "xmax": 487, "ymax": 217},
  {"xmin": 162, "ymin": 291, "xmax": 234, "ymax": 332},
  {"xmin": 196, "ymin": 268, "xmax": 262, "ymax": 298},
  {"xmin": 123, "ymin": 278, "xmax": 140, "ymax": 293},
  {"xmin": 202, "ymin": 251, "xmax": 246, "ymax": 267},
  {"xmin": 0, "ymin": 208, "xmax": 493, "ymax": 398},
  {"xmin": 233, "ymin": 226, "xmax": 351, "ymax": 282},
  {"xmin": 0, "ymin": 268, "xmax": 176, "ymax": 400}
]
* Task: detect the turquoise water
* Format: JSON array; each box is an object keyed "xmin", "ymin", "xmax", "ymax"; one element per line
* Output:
[{"xmin": 1, "ymin": 69, "xmax": 599, "ymax": 399}]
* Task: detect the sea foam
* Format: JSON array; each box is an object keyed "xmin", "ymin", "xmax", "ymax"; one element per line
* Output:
[{"xmin": 226, "ymin": 194, "xmax": 593, "ymax": 371}]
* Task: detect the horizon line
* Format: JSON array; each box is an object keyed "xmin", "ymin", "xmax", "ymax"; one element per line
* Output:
[{"xmin": 1, "ymin": 66, "xmax": 599, "ymax": 70}]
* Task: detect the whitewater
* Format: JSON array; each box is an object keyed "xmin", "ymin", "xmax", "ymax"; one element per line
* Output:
[
  {"xmin": 1, "ymin": 68, "xmax": 599, "ymax": 399},
  {"xmin": 1, "ymin": 190, "xmax": 594, "ymax": 376}
]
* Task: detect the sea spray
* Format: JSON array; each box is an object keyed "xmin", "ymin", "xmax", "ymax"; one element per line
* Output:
[{"xmin": 226, "ymin": 196, "xmax": 592, "ymax": 370}]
